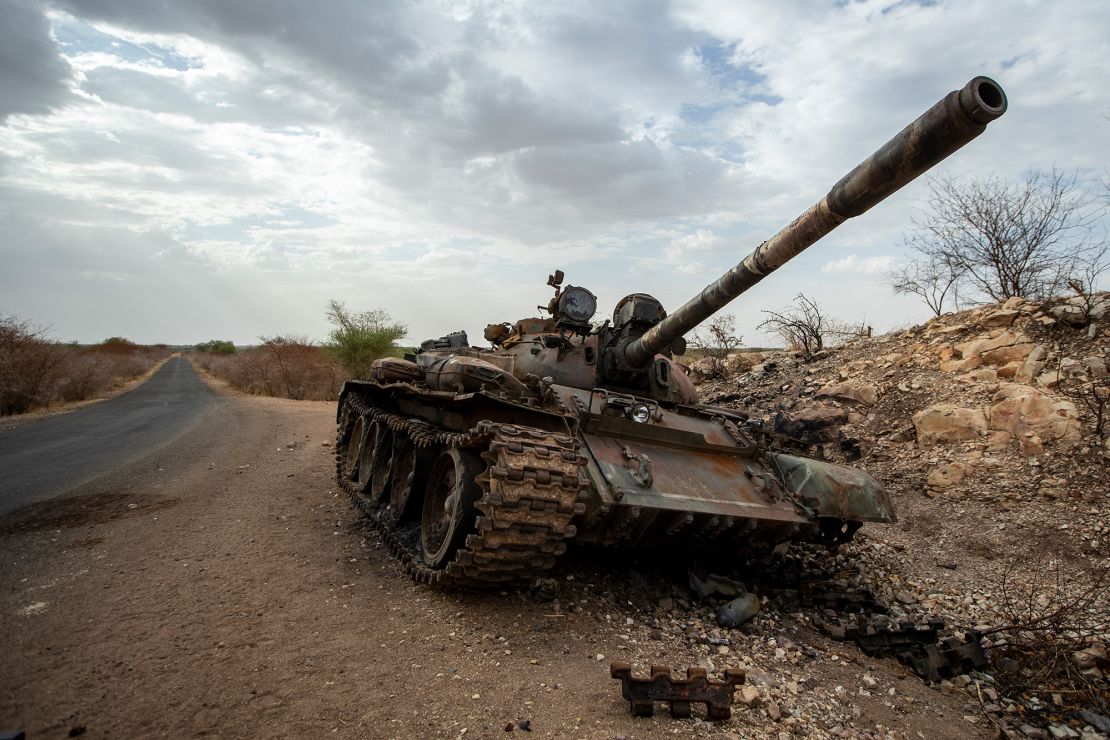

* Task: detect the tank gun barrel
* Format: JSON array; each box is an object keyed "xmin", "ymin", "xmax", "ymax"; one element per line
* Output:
[{"xmin": 624, "ymin": 76, "xmax": 1007, "ymax": 368}]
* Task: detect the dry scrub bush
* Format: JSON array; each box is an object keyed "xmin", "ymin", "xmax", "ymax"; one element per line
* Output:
[
  {"xmin": 982, "ymin": 557, "xmax": 1110, "ymax": 718},
  {"xmin": 0, "ymin": 316, "xmax": 169, "ymax": 415},
  {"xmin": 194, "ymin": 336, "xmax": 342, "ymax": 401}
]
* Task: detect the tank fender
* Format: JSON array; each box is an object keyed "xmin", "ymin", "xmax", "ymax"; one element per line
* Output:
[
  {"xmin": 417, "ymin": 353, "xmax": 530, "ymax": 397},
  {"xmin": 371, "ymin": 357, "xmax": 424, "ymax": 384},
  {"xmin": 771, "ymin": 453, "xmax": 896, "ymax": 523}
]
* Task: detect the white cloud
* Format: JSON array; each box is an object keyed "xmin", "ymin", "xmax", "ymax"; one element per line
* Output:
[
  {"xmin": 821, "ymin": 254, "xmax": 896, "ymax": 275},
  {"xmin": 0, "ymin": 0, "xmax": 1107, "ymax": 347}
]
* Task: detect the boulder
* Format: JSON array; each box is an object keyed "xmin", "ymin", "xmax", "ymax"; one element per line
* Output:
[
  {"xmin": 996, "ymin": 361, "xmax": 1021, "ymax": 379},
  {"xmin": 927, "ymin": 463, "xmax": 969, "ymax": 488},
  {"xmin": 773, "ymin": 403, "xmax": 847, "ymax": 444},
  {"xmin": 940, "ymin": 355, "xmax": 983, "ymax": 373},
  {"xmin": 1014, "ymin": 345, "xmax": 1048, "ymax": 384},
  {"xmin": 958, "ymin": 368, "xmax": 998, "ymax": 384},
  {"xmin": 1085, "ymin": 355, "xmax": 1108, "ymax": 379},
  {"xmin": 979, "ymin": 309, "xmax": 1020, "ymax": 328},
  {"xmin": 954, "ymin": 331, "xmax": 1028, "ymax": 360},
  {"xmin": 981, "ymin": 342, "xmax": 1037, "ymax": 366},
  {"xmin": 816, "ymin": 380, "xmax": 878, "ymax": 406},
  {"xmin": 724, "ymin": 351, "xmax": 762, "ymax": 374},
  {"xmin": 912, "ymin": 404, "xmax": 989, "ymax": 445},
  {"xmin": 688, "ymin": 357, "xmax": 721, "ymax": 382},
  {"xmin": 988, "ymin": 383, "xmax": 1081, "ymax": 447},
  {"xmin": 1052, "ymin": 303, "xmax": 1087, "ymax": 326},
  {"xmin": 1059, "ymin": 357, "xmax": 1087, "ymax": 381}
]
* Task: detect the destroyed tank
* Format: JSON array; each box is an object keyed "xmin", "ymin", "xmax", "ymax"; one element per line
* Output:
[{"xmin": 336, "ymin": 76, "xmax": 1008, "ymax": 586}]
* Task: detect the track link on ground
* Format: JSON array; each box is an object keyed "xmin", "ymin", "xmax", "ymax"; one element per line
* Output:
[{"xmin": 336, "ymin": 394, "xmax": 589, "ymax": 587}]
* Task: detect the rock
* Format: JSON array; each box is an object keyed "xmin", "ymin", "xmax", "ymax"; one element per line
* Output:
[
  {"xmin": 912, "ymin": 404, "xmax": 989, "ymax": 445},
  {"xmin": 1020, "ymin": 434, "xmax": 1045, "ymax": 457},
  {"xmin": 717, "ymin": 593, "xmax": 762, "ymax": 627},
  {"xmin": 1073, "ymin": 644, "xmax": 1107, "ymax": 670},
  {"xmin": 979, "ymin": 309, "xmax": 1020, "ymax": 328},
  {"xmin": 954, "ymin": 330, "xmax": 1028, "ymax": 360},
  {"xmin": 738, "ymin": 685, "xmax": 761, "ymax": 706},
  {"xmin": 1059, "ymin": 357, "xmax": 1087, "ymax": 380},
  {"xmin": 815, "ymin": 380, "xmax": 878, "ymax": 406},
  {"xmin": 689, "ymin": 572, "xmax": 746, "ymax": 599},
  {"xmin": 927, "ymin": 463, "xmax": 969, "ymax": 488},
  {"xmin": 1079, "ymin": 710, "xmax": 1110, "ymax": 734},
  {"xmin": 989, "ymin": 383, "xmax": 1081, "ymax": 446},
  {"xmin": 987, "ymin": 430, "xmax": 1012, "ymax": 449},
  {"xmin": 689, "ymin": 357, "xmax": 722, "ymax": 382},
  {"xmin": 658, "ymin": 597, "xmax": 675, "ymax": 612},
  {"xmin": 940, "ymin": 355, "xmax": 983, "ymax": 373},
  {"xmin": 773, "ymin": 403, "xmax": 847, "ymax": 444},
  {"xmin": 1052, "ymin": 303, "xmax": 1088, "ymax": 326},
  {"xmin": 766, "ymin": 701, "xmax": 782, "ymax": 721},
  {"xmin": 861, "ymin": 674, "xmax": 879, "ymax": 689},
  {"xmin": 997, "ymin": 361, "xmax": 1022, "ymax": 379},
  {"xmin": 1036, "ymin": 370, "xmax": 1061, "ymax": 388},
  {"xmin": 1083, "ymin": 356, "xmax": 1107, "ymax": 379},
  {"xmin": 724, "ymin": 352, "xmax": 762, "ymax": 374},
  {"xmin": 1015, "ymin": 344, "xmax": 1048, "ymax": 383},
  {"xmin": 958, "ymin": 368, "xmax": 998, "ymax": 384},
  {"xmin": 1021, "ymin": 724, "xmax": 1049, "ymax": 739},
  {"xmin": 982, "ymin": 342, "xmax": 1037, "ymax": 366},
  {"xmin": 1048, "ymin": 724, "xmax": 1078, "ymax": 738}
]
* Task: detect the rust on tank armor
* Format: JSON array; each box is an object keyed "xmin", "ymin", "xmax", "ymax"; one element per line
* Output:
[{"xmin": 333, "ymin": 76, "xmax": 1008, "ymax": 587}]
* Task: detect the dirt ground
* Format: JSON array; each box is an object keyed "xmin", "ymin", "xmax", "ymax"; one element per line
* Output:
[{"xmin": 1, "ymin": 378, "xmax": 992, "ymax": 739}]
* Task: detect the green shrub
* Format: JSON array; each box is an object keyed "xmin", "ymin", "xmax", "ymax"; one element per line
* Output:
[
  {"xmin": 195, "ymin": 339, "xmax": 237, "ymax": 354},
  {"xmin": 323, "ymin": 300, "xmax": 406, "ymax": 379}
]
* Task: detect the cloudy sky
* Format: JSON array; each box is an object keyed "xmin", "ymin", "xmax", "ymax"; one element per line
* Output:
[{"xmin": 1, "ymin": 0, "xmax": 1107, "ymax": 346}]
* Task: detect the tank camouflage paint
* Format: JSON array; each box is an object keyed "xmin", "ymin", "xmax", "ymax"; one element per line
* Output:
[{"xmin": 335, "ymin": 77, "xmax": 1008, "ymax": 586}]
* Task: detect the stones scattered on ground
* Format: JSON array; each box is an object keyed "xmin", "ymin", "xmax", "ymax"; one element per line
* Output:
[{"xmin": 686, "ymin": 291, "xmax": 1109, "ymax": 738}]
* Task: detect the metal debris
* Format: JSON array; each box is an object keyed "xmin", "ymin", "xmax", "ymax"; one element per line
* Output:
[{"xmin": 610, "ymin": 662, "xmax": 746, "ymax": 721}]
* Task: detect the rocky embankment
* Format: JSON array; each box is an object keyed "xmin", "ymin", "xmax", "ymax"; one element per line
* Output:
[{"xmin": 688, "ymin": 292, "xmax": 1110, "ymax": 739}]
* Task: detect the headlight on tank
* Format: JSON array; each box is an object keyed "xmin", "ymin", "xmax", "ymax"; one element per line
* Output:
[
  {"xmin": 558, "ymin": 286, "xmax": 597, "ymax": 323},
  {"xmin": 629, "ymin": 403, "xmax": 651, "ymax": 423}
]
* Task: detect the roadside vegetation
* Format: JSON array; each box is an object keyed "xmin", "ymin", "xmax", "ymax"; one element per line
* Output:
[
  {"xmin": 191, "ymin": 302, "xmax": 407, "ymax": 402},
  {"xmin": 0, "ymin": 315, "xmax": 170, "ymax": 416}
]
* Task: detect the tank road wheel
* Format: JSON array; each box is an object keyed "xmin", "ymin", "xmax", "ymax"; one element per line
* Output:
[
  {"xmin": 385, "ymin": 438, "xmax": 433, "ymax": 524},
  {"xmin": 420, "ymin": 447, "xmax": 481, "ymax": 569},
  {"xmin": 344, "ymin": 414, "xmax": 368, "ymax": 481},
  {"xmin": 368, "ymin": 423, "xmax": 395, "ymax": 502}
]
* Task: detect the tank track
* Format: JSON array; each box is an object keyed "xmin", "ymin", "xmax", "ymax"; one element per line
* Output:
[{"xmin": 336, "ymin": 392, "xmax": 589, "ymax": 587}]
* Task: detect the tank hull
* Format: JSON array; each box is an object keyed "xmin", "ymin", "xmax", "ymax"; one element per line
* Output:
[{"xmin": 336, "ymin": 378, "xmax": 893, "ymax": 585}]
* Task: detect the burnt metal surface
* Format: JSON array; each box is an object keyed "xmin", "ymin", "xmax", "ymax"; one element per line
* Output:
[
  {"xmin": 816, "ymin": 614, "xmax": 989, "ymax": 684},
  {"xmin": 901, "ymin": 633, "xmax": 990, "ymax": 684},
  {"xmin": 772, "ymin": 453, "xmax": 896, "ymax": 523},
  {"xmin": 610, "ymin": 662, "xmax": 746, "ymax": 720},
  {"xmin": 332, "ymin": 76, "xmax": 1009, "ymax": 589},
  {"xmin": 625, "ymin": 76, "xmax": 1007, "ymax": 367}
]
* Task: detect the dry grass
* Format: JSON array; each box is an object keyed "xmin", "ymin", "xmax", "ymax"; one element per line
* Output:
[
  {"xmin": 0, "ymin": 316, "xmax": 170, "ymax": 416},
  {"xmin": 192, "ymin": 336, "xmax": 343, "ymax": 401}
]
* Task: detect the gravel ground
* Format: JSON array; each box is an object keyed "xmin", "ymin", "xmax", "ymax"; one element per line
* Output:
[{"xmin": 1, "ymin": 379, "xmax": 993, "ymax": 739}]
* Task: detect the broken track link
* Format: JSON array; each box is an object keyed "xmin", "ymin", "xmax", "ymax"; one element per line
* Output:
[
  {"xmin": 336, "ymin": 393, "xmax": 589, "ymax": 587},
  {"xmin": 610, "ymin": 662, "xmax": 746, "ymax": 721},
  {"xmin": 814, "ymin": 613, "xmax": 989, "ymax": 683}
]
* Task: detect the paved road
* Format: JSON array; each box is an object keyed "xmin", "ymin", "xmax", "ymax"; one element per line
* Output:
[{"xmin": 0, "ymin": 356, "xmax": 216, "ymax": 516}]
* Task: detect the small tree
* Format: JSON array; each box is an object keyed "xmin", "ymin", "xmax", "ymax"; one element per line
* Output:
[
  {"xmin": 887, "ymin": 252, "xmax": 963, "ymax": 317},
  {"xmin": 906, "ymin": 169, "xmax": 1105, "ymax": 302},
  {"xmin": 758, "ymin": 293, "xmax": 828, "ymax": 354},
  {"xmin": 688, "ymin": 313, "xmax": 741, "ymax": 376},
  {"xmin": 323, "ymin": 300, "xmax": 406, "ymax": 379}
]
